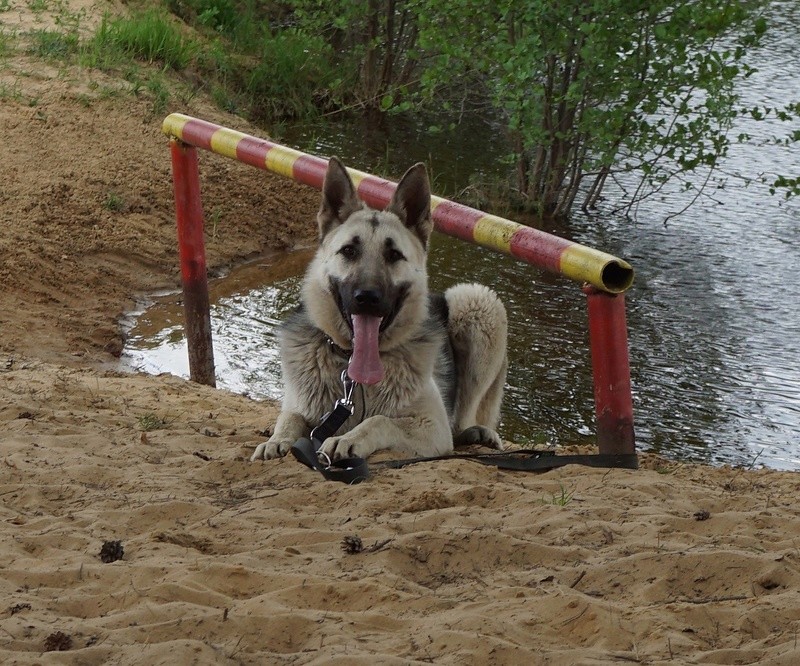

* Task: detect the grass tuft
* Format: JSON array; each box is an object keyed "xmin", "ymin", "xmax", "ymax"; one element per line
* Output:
[
  {"xmin": 88, "ymin": 10, "xmax": 196, "ymax": 71},
  {"xmin": 103, "ymin": 191, "xmax": 126, "ymax": 212},
  {"xmin": 27, "ymin": 28, "xmax": 79, "ymax": 59},
  {"xmin": 137, "ymin": 413, "xmax": 167, "ymax": 432},
  {"xmin": 542, "ymin": 482, "xmax": 576, "ymax": 507},
  {"xmin": 0, "ymin": 28, "xmax": 15, "ymax": 58}
]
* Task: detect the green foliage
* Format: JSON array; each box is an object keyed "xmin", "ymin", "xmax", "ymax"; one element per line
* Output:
[
  {"xmin": 768, "ymin": 173, "xmax": 799, "ymax": 199},
  {"xmin": 167, "ymin": 0, "xmax": 264, "ymax": 46},
  {"xmin": 265, "ymin": 0, "xmax": 785, "ymax": 216},
  {"xmin": 244, "ymin": 30, "xmax": 342, "ymax": 120},
  {"xmin": 742, "ymin": 101, "xmax": 800, "ymax": 199},
  {"xmin": 26, "ymin": 0, "xmax": 49, "ymax": 12},
  {"xmin": 145, "ymin": 72, "xmax": 172, "ymax": 115},
  {"xmin": 288, "ymin": 0, "xmax": 421, "ymax": 111},
  {"xmin": 0, "ymin": 28, "xmax": 14, "ymax": 58},
  {"xmin": 0, "ymin": 80, "xmax": 24, "ymax": 102},
  {"xmin": 52, "ymin": 0, "xmax": 86, "ymax": 33},
  {"xmin": 412, "ymin": 0, "xmax": 768, "ymax": 217},
  {"xmin": 163, "ymin": 1, "xmax": 348, "ymax": 120},
  {"xmin": 137, "ymin": 412, "xmax": 167, "ymax": 431},
  {"xmin": 16, "ymin": 0, "xmax": 784, "ymax": 213},
  {"xmin": 103, "ymin": 191, "xmax": 126, "ymax": 212},
  {"xmin": 186, "ymin": 0, "xmax": 238, "ymax": 33}
]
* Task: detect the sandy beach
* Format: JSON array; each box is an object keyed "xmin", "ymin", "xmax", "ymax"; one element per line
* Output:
[{"xmin": 2, "ymin": 2, "xmax": 800, "ymax": 663}]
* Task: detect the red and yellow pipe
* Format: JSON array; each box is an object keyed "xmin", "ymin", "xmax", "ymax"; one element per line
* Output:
[{"xmin": 162, "ymin": 113, "xmax": 633, "ymax": 294}]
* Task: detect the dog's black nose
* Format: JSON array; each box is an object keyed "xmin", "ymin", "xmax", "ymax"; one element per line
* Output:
[{"xmin": 353, "ymin": 289, "xmax": 382, "ymax": 308}]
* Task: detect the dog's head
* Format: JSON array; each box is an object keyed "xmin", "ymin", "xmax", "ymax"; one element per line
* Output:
[{"xmin": 301, "ymin": 158, "xmax": 433, "ymax": 383}]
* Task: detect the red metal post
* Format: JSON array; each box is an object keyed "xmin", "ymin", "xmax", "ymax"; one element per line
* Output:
[
  {"xmin": 169, "ymin": 139, "xmax": 216, "ymax": 387},
  {"xmin": 584, "ymin": 286, "xmax": 635, "ymax": 454}
]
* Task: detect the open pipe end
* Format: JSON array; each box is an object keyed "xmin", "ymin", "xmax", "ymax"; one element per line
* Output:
[{"xmin": 601, "ymin": 260, "xmax": 635, "ymax": 293}]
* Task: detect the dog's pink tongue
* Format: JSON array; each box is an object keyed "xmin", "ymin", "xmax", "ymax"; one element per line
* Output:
[{"xmin": 348, "ymin": 314, "xmax": 384, "ymax": 385}]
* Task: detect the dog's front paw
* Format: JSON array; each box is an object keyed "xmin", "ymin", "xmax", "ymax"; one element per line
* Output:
[
  {"xmin": 250, "ymin": 439, "xmax": 293, "ymax": 461},
  {"xmin": 318, "ymin": 435, "xmax": 375, "ymax": 463},
  {"xmin": 453, "ymin": 425, "xmax": 504, "ymax": 450}
]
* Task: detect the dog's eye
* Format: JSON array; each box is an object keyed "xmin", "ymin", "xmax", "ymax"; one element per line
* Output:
[
  {"xmin": 385, "ymin": 248, "xmax": 406, "ymax": 264},
  {"xmin": 338, "ymin": 244, "xmax": 358, "ymax": 260}
]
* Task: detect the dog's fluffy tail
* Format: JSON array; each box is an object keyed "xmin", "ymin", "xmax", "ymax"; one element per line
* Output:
[{"xmin": 444, "ymin": 283, "xmax": 508, "ymax": 436}]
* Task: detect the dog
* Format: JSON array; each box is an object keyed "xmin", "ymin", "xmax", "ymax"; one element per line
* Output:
[{"xmin": 250, "ymin": 157, "xmax": 507, "ymax": 463}]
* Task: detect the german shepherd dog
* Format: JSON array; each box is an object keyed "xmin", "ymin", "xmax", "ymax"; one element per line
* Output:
[{"xmin": 251, "ymin": 157, "xmax": 507, "ymax": 463}]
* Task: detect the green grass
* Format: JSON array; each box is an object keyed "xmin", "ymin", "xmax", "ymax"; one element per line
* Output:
[
  {"xmin": 103, "ymin": 191, "xmax": 126, "ymax": 212},
  {"xmin": 0, "ymin": 80, "xmax": 24, "ymax": 102},
  {"xmin": 244, "ymin": 30, "xmax": 341, "ymax": 121},
  {"xmin": 9, "ymin": 1, "xmax": 349, "ymax": 132},
  {"xmin": 26, "ymin": 0, "xmax": 49, "ymax": 13},
  {"xmin": 145, "ymin": 72, "xmax": 171, "ymax": 115},
  {"xmin": 208, "ymin": 207, "xmax": 223, "ymax": 238},
  {"xmin": 167, "ymin": 0, "xmax": 261, "ymax": 48},
  {"xmin": 0, "ymin": 28, "xmax": 15, "ymax": 58},
  {"xmin": 27, "ymin": 28, "xmax": 79, "ymax": 59},
  {"xmin": 137, "ymin": 413, "xmax": 167, "ymax": 431},
  {"xmin": 87, "ymin": 10, "xmax": 196, "ymax": 71},
  {"xmin": 542, "ymin": 483, "xmax": 576, "ymax": 507}
]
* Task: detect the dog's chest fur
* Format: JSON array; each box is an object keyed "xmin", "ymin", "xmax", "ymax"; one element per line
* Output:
[{"xmin": 279, "ymin": 298, "xmax": 454, "ymax": 432}]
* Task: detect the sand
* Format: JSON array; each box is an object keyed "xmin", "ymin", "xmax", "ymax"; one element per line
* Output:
[{"xmin": 2, "ymin": 2, "xmax": 800, "ymax": 664}]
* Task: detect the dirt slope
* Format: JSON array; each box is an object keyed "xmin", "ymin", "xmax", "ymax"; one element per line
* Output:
[{"xmin": 0, "ymin": 0, "xmax": 317, "ymax": 365}]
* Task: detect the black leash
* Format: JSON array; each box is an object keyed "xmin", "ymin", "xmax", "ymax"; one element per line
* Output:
[
  {"xmin": 289, "ymin": 367, "xmax": 637, "ymax": 484},
  {"xmin": 289, "ymin": 369, "xmax": 370, "ymax": 484},
  {"xmin": 373, "ymin": 449, "xmax": 639, "ymax": 472},
  {"xmin": 292, "ymin": 438, "xmax": 637, "ymax": 483}
]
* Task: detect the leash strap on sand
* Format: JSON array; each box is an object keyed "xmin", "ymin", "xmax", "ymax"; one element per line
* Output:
[
  {"xmin": 374, "ymin": 450, "xmax": 639, "ymax": 472},
  {"xmin": 309, "ymin": 400, "xmax": 353, "ymax": 444},
  {"xmin": 291, "ymin": 443, "xmax": 637, "ymax": 484}
]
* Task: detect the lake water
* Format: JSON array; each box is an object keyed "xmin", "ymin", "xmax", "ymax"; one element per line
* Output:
[{"xmin": 124, "ymin": 3, "xmax": 800, "ymax": 469}]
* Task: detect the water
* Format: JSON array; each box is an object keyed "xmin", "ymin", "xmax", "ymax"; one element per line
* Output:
[{"xmin": 124, "ymin": 4, "xmax": 800, "ymax": 469}]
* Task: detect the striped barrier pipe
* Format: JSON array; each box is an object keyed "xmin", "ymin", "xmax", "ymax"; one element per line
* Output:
[
  {"xmin": 162, "ymin": 113, "xmax": 635, "ymax": 454},
  {"xmin": 163, "ymin": 113, "xmax": 633, "ymax": 293}
]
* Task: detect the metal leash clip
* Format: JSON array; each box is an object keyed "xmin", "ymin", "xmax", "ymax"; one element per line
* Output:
[
  {"xmin": 339, "ymin": 368, "xmax": 356, "ymax": 409},
  {"xmin": 308, "ymin": 367, "xmax": 357, "ymax": 459}
]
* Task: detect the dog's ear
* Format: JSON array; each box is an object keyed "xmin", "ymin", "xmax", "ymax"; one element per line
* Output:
[
  {"xmin": 386, "ymin": 163, "xmax": 432, "ymax": 248},
  {"xmin": 318, "ymin": 157, "xmax": 362, "ymax": 240}
]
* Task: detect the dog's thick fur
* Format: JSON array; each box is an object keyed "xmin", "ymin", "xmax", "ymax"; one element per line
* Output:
[{"xmin": 251, "ymin": 158, "xmax": 507, "ymax": 462}]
